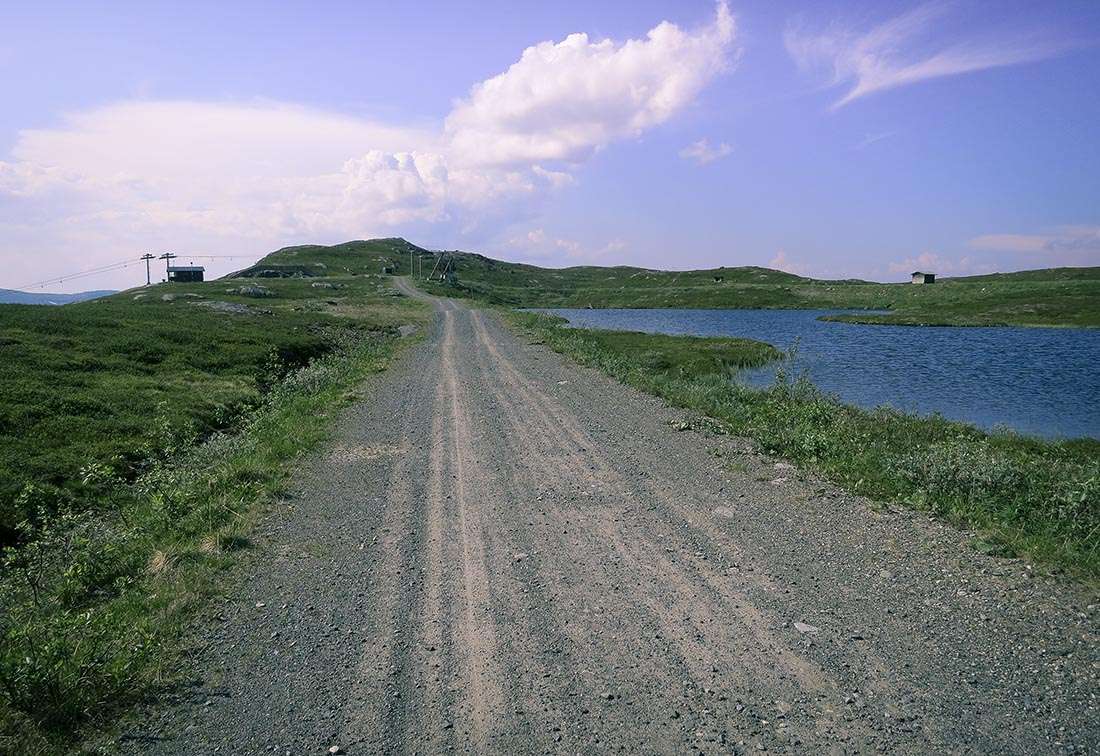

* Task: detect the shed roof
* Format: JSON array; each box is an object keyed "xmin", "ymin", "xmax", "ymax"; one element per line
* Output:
[{"xmin": 168, "ymin": 265, "xmax": 205, "ymax": 272}]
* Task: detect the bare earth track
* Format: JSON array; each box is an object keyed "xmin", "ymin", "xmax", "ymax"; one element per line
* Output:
[{"xmin": 123, "ymin": 282, "xmax": 1098, "ymax": 754}]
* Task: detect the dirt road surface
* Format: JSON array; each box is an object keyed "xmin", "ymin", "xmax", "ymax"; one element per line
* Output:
[{"xmin": 122, "ymin": 282, "xmax": 1098, "ymax": 754}]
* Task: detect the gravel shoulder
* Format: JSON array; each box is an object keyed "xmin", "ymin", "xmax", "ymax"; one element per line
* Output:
[{"xmin": 119, "ymin": 283, "xmax": 1099, "ymax": 754}]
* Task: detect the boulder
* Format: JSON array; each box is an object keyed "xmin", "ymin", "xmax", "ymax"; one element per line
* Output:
[{"xmin": 237, "ymin": 285, "xmax": 275, "ymax": 298}]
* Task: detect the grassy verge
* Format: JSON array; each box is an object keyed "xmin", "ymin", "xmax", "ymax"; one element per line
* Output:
[
  {"xmin": 0, "ymin": 274, "xmax": 427, "ymax": 751},
  {"xmin": 0, "ymin": 275, "xmax": 418, "ymax": 543},
  {"xmin": 553, "ymin": 327, "xmax": 782, "ymax": 375},
  {"xmin": 511, "ymin": 312, "xmax": 1100, "ymax": 578}
]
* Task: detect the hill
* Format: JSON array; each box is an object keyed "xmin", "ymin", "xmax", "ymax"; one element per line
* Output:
[
  {"xmin": 233, "ymin": 238, "xmax": 429, "ymax": 278},
  {"xmin": 230, "ymin": 238, "xmax": 1100, "ymax": 327},
  {"xmin": 945, "ymin": 267, "xmax": 1100, "ymax": 283},
  {"xmin": 407, "ymin": 247, "xmax": 1100, "ymax": 328},
  {"xmin": 0, "ymin": 288, "xmax": 115, "ymax": 305}
]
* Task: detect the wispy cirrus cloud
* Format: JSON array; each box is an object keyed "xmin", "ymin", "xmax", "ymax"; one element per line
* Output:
[
  {"xmin": 969, "ymin": 226, "xmax": 1100, "ymax": 257},
  {"xmin": 785, "ymin": 1, "xmax": 1071, "ymax": 109},
  {"xmin": 679, "ymin": 138, "xmax": 732, "ymax": 165},
  {"xmin": 0, "ymin": 3, "xmax": 736, "ymax": 287},
  {"xmin": 852, "ymin": 131, "xmax": 896, "ymax": 150}
]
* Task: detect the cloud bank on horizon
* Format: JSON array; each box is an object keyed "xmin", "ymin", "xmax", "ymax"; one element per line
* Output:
[{"xmin": 0, "ymin": 3, "xmax": 737, "ymax": 286}]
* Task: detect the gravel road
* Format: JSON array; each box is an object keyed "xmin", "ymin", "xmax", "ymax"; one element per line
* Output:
[{"xmin": 121, "ymin": 282, "xmax": 1098, "ymax": 754}]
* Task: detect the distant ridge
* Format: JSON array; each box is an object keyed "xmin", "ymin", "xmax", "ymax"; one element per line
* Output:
[
  {"xmin": 0, "ymin": 288, "xmax": 116, "ymax": 305},
  {"xmin": 239, "ymin": 237, "xmax": 1097, "ymax": 327}
]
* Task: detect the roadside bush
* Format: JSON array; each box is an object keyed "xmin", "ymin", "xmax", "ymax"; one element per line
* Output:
[
  {"xmin": 0, "ymin": 329, "xmax": 401, "ymax": 750},
  {"xmin": 894, "ymin": 439, "xmax": 1100, "ymax": 555}
]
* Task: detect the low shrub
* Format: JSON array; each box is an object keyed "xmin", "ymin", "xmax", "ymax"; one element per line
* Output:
[{"xmin": 0, "ymin": 328, "xmax": 407, "ymax": 751}]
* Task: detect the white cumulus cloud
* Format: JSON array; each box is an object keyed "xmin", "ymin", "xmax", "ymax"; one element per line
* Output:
[
  {"xmin": 769, "ymin": 249, "xmax": 810, "ymax": 276},
  {"xmin": 446, "ymin": 1, "xmax": 736, "ymax": 165},
  {"xmin": 507, "ymin": 228, "xmax": 628, "ymax": 264},
  {"xmin": 0, "ymin": 3, "xmax": 736, "ymax": 288}
]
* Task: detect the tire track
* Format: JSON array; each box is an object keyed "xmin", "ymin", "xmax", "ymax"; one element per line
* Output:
[{"xmin": 126, "ymin": 280, "xmax": 1099, "ymax": 755}]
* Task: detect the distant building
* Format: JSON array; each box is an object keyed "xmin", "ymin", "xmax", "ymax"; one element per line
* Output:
[
  {"xmin": 167, "ymin": 265, "xmax": 205, "ymax": 283},
  {"xmin": 911, "ymin": 271, "xmax": 935, "ymax": 284}
]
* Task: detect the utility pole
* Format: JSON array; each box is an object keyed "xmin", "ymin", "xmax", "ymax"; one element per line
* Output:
[
  {"xmin": 140, "ymin": 253, "xmax": 155, "ymax": 285},
  {"xmin": 158, "ymin": 252, "xmax": 176, "ymax": 281}
]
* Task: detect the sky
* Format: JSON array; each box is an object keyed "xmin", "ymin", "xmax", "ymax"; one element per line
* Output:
[{"xmin": 1, "ymin": 0, "xmax": 1099, "ymax": 292}]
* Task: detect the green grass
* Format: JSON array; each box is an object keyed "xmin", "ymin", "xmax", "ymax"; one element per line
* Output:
[
  {"xmin": 543, "ymin": 325, "xmax": 782, "ymax": 376},
  {"xmin": 417, "ymin": 249, "xmax": 1100, "ymax": 328},
  {"xmin": 511, "ymin": 312, "xmax": 1100, "ymax": 579},
  {"xmin": 0, "ymin": 263, "xmax": 428, "ymax": 752},
  {"xmin": 0, "ymin": 273, "xmax": 419, "ymax": 544},
  {"xmin": 231, "ymin": 236, "xmax": 1099, "ymax": 327},
  {"xmin": 233, "ymin": 237, "xmax": 431, "ymax": 279}
]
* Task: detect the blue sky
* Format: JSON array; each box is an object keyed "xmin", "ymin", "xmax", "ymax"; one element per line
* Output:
[{"xmin": 2, "ymin": 0, "xmax": 1098, "ymax": 291}]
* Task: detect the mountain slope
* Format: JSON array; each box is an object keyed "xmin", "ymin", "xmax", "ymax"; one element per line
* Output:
[
  {"xmin": 417, "ymin": 247, "xmax": 1100, "ymax": 326},
  {"xmin": 231, "ymin": 237, "xmax": 1099, "ymax": 326},
  {"xmin": 0, "ymin": 288, "xmax": 115, "ymax": 305},
  {"xmin": 232, "ymin": 238, "xmax": 431, "ymax": 278}
]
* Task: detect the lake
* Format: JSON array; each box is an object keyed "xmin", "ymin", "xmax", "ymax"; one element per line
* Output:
[{"xmin": 538, "ymin": 308, "xmax": 1100, "ymax": 440}]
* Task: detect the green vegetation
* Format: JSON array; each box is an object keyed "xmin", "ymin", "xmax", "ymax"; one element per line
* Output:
[
  {"xmin": 511, "ymin": 312, "xmax": 1100, "ymax": 578},
  {"xmin": 820, "ymin": 268, "xmax": 1100, "ymax": 328},
  {"xmin": 422, "ymin": 251, "xmax": 1100, "ymax": 328},
  {"xmin": 553, "ymin": 326, "xmax": 782, "ymax": 376},
  {"xmin": 233, "ymin": 237, "xmax": 430, "ymax": 279},
  {"xmin": 0, "ymin": 245, "xmax": 428, "ymax": 752},
  {"xmin": 2, "ymin": 234, "xmax": 1096, "ymax": 749},
  {"xmin": 0, "ymin": 274, "xmax": 419, "ymax": 543}
]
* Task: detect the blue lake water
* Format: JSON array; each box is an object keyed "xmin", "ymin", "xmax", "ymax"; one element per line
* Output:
[{"xmin": 539, "ymin": 308, "xmax": 1100, "ymax": 440}]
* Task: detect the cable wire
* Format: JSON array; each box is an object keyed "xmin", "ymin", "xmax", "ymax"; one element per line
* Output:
[{"xmin": 11, "ymin": 253, "xmax": 255, "ymax": 290}]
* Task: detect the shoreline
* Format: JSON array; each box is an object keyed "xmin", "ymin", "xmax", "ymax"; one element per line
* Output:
[{"xmin": 507, "ymin": 309, "xmax": 1100, "ymax": 580}]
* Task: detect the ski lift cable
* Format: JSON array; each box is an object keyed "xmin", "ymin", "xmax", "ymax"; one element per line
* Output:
[{"xmin": 11, "ymin": 253, "xmax": 255, "ymax": 290}]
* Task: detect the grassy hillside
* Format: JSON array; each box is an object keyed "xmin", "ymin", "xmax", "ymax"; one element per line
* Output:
[
  {"xmin": 949, "ymin": 267, "xmax": 1100, "ymax": 283},
  {"xmin": 0, "ymin": 252, "xmax": 428, "ymax": 751},
  {"xmin": 232, "ymin": 237, "xmax": 432, "ymax": 278},
  {"xmin": 229, "ymin": 238, "xmax": 1098, "ymax": 327},
  {"xmin": 421, "ymin": 251, "xmax": 1100, "ymax": 328},
  {"xmin": 0, "ymin": 274, "xmax": 420, "ymax": 543}
]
